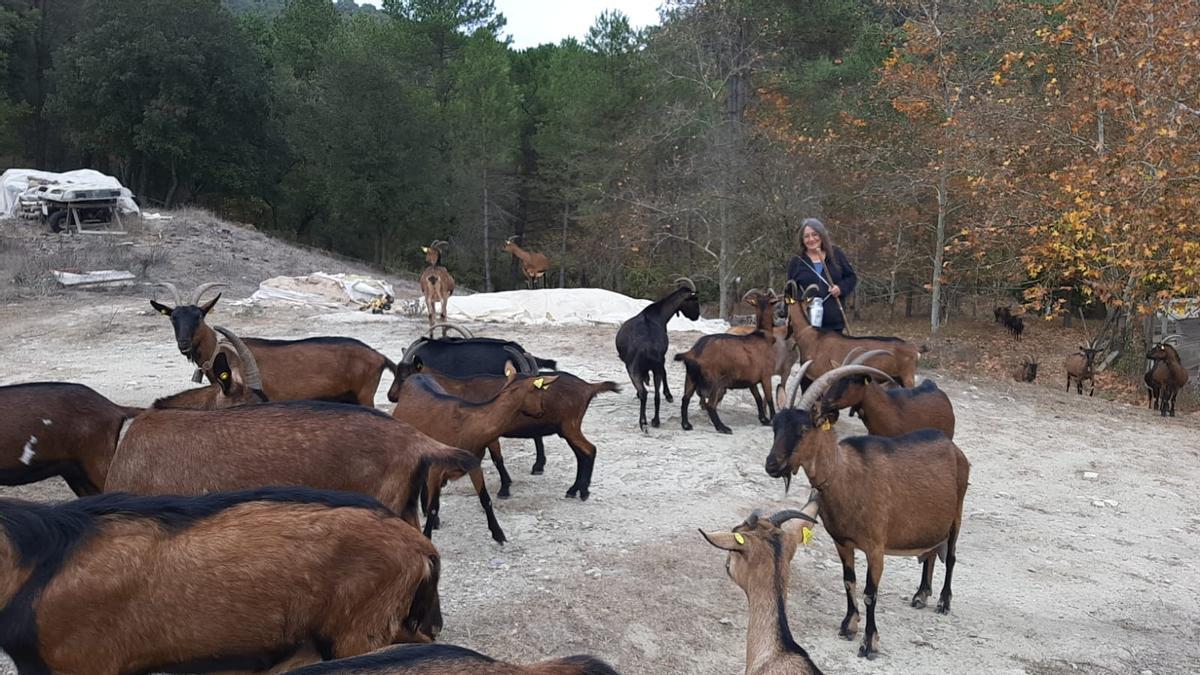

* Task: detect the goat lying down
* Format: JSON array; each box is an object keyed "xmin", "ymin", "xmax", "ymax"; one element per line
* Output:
[
  {"xmin": 283, "ymin": 643, "xmax": 621, "ymax": 674},
  {"xmin": 765, "ymin": 362, "xmax": 969, "ymax": 659},
  {"xmin": 0, "ymin": 487, "xmax": 441, "ymax": 675}
]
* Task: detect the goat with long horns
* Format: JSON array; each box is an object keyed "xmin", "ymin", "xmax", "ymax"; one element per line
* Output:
[{"xmin": 764, "ymin": 359, "xmax": 969, "ymax": 659}]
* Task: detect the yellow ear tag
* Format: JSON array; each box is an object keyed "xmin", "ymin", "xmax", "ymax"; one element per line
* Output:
[
  {"xmin": 421, "ymin": 247, "xmax": 429, "ymax": 252},
  {"xmin": 820, "ymin": 421, "xmax": 832, "ymax": 431},
  {"xmin": 786, "ymin": 298, "xmax": 795, "ymax": 305},
  {"xmin": 801, "ymin": 528, "xmax": 813, "ymax": 545},
  {"xmin": 160, "ymin": 309, "xmax": 169, "ymax": 315},
  {"xmin": 533, "ymin": 377, "xmax": 545, "ymax": 389},
  {"xmin": 219, "ymin": 372, "xmax": 229, "ymax": 381},
  {"xmin": 733, "ymin": 533, "xmax": 745, "ymax": 545}
]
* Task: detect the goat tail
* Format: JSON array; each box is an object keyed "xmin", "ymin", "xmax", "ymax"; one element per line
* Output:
[
  {"xmin": 119, "ymin": 405, "xmax": 145, "ymax": 418},
  {"xmin": 383, "ymin": 357, "xmax": 399, "ymax": 375},
  {"xmin": 533, "ymin": 356, "xmax": 557, "ymax": 370},
  {"xmin": 673, "ymin": 352, "xmax": 688, "ymax": 362},
  {"xmin": 591, "ymin": 381, "xmax": 621, "ymax": 398}
]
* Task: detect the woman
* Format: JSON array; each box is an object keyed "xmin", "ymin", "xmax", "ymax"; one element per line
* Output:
[{"xmin": 786, "ymin": 217, "xmax": 858, "ymax": 333}]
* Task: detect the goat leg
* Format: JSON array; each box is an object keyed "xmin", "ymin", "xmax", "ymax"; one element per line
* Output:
[
  {"xmin": 658, "ymin": 364, "xmax": 674, "ymax": 402},
  {"xmin": 629, "ymin": 365, "xmax": 649, "ymax": 432},
  {"xmin": 468, "ymin": 466, "xmax": 507, "ymax": 543},
  {"xmin": 836, "ymin": 542, "xmax": 860, "ymax": 640},
  {"xmin": 858, "ymin": 548, "xmax": 884, "ymax": 659},
  {"xmin": 748, "ymin": 385, "xmax": 769, "ymax": 425},
  {"xmin": 530, "ymin": 436, "xmax": 547, "ymax": 475},
  {"xmin": 680, "ymin": 375, "xmax": 696, "ymax": 431},
  {"xmin": 911, "ymin": 553, "xmax": 935, "ymax": 609},
  {"xmin": 937, "ymin": 522, "xmax": 961, "ymax": 614},
  {"xmin": 486, "ymin": 441, "xmax": 513, "ymax": 499},
  {"xmin": 651, "ymin": 367, "xmax": 663, "ymax": 428},
  {"xmin": 703, "ymin": 394, "xmax": 733, "ymax": 435},
  {"xmin": 563, "ymin": 431, "xmax": 596, "ymax": 501}
]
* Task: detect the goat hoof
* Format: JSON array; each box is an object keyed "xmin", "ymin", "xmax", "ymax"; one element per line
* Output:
[
  {"xmin": 498, "ymin": 490, "xmax": 511, "ymax": 500},
  {"xmin": 664, "ymin": 393, "xmax": 674, "ymax": 402},
  {"xmin": 531, "ymin": 467, "xmax": 545, "ymax": 475},
  {"xmin": 651, "ymin": 418, "xmax": 660, "ymax": 428},
  {"xmin": 578, "ymin": 490, "xmax": 589, "ymax": 501},
  {"xmin": 839, "ymin": 628, "xmax": 856, "ymax": 640},
  {"xmin": 681, "ymin": 422, "xmax": 693, "ymax": 431},
  {"xmin": 857, "ymin": 645, "xmax": 877, "ymax": 659},
  {"xmin": 911, "ymin": 594, "xmax": 928, "ymax": 609},
  {"xmin": 936, "ymin": 599, "xmax": 951, "ymax": 614},
  {"xmin": 565, "ymin": 487, "xmax": 578, "ymax": 498},
  {"xmin": 717, "ymin": 426, "xmax": 733, "ymax": 435}
]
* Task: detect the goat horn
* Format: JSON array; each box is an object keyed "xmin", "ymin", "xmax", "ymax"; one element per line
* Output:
[
  {"xmin": 840, "ymin": 347, "xmax": 867, "ymax": 366},
  {"xmin": 741, "ymin": 288, "xmax": 763, "ymax": 304},
  {"xmin": 768, "ymin": 509, "xmax": 819, "ymax": 528},
  {"xmin": 797, "ymin": 364, "xmax": 896, "ymax": 413},
  {"xmin": 400, "ymin": 337, "xmax": 426, "ymax": 365},
  {"xmin": 155, "ymin": 282, "xmax": 183, "ymax": 306},
  {"xmin": 427, "ymin": 322, "xmax": 474, "ymax": 339},
  {"xmin": 674, "ymin": 276, "xmax": 696, "ymax": 292},
  {"xmin": 1161, "ymin": 334, "xmax": 1183, "ymax": 345},
  {"xmin": 431, "ymin": 240, "xmax": 449, "ymax": 249},
  {"xmin": 192, "ymin": 282, "xmax": 229, "ymax": 305},
  {"xmin": 784, "ymin": 279, "xmax": 799, "ymax": 298},
  {"xmin": 802, "ymin": 283, "xmax": 821, "ymax": 299},
  {"xmin": 503, "ymin": 345, "xmax": 535, "ymax": 373},
  {"xmin": 786, "ymin": 360, "xmax": 815, "ymax": 409},
  {"xmin": 848, "ymin": 349, "xmax": 895, "ymax": 367},
  {"xmin": 212, "ymin": 326, "xmax": 262, "ymax": 392}
]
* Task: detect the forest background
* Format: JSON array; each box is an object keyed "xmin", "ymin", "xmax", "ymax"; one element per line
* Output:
[{"xmin": 1, "ymin": 0, "xmax": 1197, "ymax": 356}]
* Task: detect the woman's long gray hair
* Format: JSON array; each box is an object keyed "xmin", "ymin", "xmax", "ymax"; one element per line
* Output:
[{"xmin": 797, "ymin": 217, "xmax": 841, "ymax": 276}]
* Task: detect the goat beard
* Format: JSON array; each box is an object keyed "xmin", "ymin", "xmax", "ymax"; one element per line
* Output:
[{"xmin": 782, "ymin": 473, "xmax": 792, "ymax": 494}]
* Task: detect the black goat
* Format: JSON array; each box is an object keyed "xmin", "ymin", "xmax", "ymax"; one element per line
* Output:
[
  {"xmin": 615, "ymin": 278, "xmax": 700, "ymax": 430},
  {"xmin": 390, "ymin": 324, "xmax": 555, "ymax": 397},
  {"xmin": 1004, "ymin": 314, "xmax": 1025, "ymax": 339}
]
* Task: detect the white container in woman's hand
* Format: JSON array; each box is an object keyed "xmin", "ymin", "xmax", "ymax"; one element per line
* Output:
[{"xmin": 808, "ymin": 296, "xmax": 824, "ymax": 327}]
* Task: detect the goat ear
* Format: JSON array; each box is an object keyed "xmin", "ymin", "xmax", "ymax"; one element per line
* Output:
[
  {"xmin": 532, "ymin": 375, "xmax": 558, "ymax": 389},
  {"xmin": 200, "ymin": 294, "xmax": 221, "ymax": 315},
  {"xmin": 150, "ymin": 299, "xmax": 173, "ymax": 316},
  {"xmin": 698, "ymin": 529, "xmax": 745, "ymax": 552},
  {"xmin": 212, "ymin": 352, "xmax": 234, "ymax": 395}
]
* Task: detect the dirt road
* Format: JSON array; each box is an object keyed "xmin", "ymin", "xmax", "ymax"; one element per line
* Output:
[{"xmin": 1, "ymin": 295, "xmax": 1197, "ymax": 674}]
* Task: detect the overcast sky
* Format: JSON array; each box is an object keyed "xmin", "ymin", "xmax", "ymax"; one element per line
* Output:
[{"xmin": 359, "ymin": 1, "xmax": 664, "ymax": 49}]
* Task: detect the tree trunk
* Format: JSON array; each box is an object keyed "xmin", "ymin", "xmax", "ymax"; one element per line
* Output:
[
  {"xmin": 164, "ymin": 159, "xmax": 179, "ymax": 209},
  {"xmin": 483, "ymin": 173, "xmax": 492, "ymax": 292},
  {"xmin": 559, "ymin": 201, "xmax": 568, "ymax": 288},
  {"xmin": 929, "ymin": 170, "xmax": 948, "ymax": 334}
]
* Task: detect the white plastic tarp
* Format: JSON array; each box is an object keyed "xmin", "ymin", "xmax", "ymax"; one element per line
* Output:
[
  {"xmin": 248, "ymin": 273, "xmax": 395, "ymax": 309},
  {"xmin": 418, "ymin": 288, "xmax": 728, "ymax": 333},
  {"xmin": 0, "ymin": 168, "xmax": 140, "ymax": 217}
]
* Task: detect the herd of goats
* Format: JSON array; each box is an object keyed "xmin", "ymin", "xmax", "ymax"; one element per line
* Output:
[{"xmin": 0, "ymin": 237, "xmax": 1191, "ymax": 673}]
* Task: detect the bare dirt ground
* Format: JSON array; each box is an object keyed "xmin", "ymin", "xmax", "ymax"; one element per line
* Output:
[{"xmin": 2, "ymin": 213, "xmax": 1198, "ymax": 674}]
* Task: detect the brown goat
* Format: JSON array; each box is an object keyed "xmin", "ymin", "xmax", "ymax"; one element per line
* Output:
[
  {"xmin": 151, "ymin": 281, "xmax": 395, "ymax": 406},
  {"xmin": 783, "ymin": 281, "xmax": 919, "ymax": 388},
  {"xmin": 416, "ymin": 369, "xmax": 619, "ymax": 501},
  {"xmin": 0, "ymin": 382, "xmax": 141, "ymax": 495},
  {"xmin": 1146, "ymin": 339, "xmax": 1189, "ymax": 417},
  {"xmin": 282, "ymin": 643, "xmax": 621, "ymax": 674},
  {"xmin": 700, "ymin": 500, "xmax": 824, "ymax": 675},
  {"xmin": 103, "ymin": 402, "xmax": 480, "ymax": 541},
  {"xmin": 0, "ymin": 488, "xmax": 441, "ymax": 674},
  {"xmin": 728, "ymin": 317, "xmax": 801, "ymax": 406},
  {"xmin": 1064, "ymin": 340, "xmax": 1104, "ymax": 396},
  {"xmin": 392, "ymin": 367, "xmax": 559, "ymax": 543},
  {"xmin": 150, "ymin": 326, "xmax": 269, "ymax": 410},
  {"xmin": 503, "ymin": 236, "xmax": 551, "ymax": 289},
  {"xmin": 815, "ymin": 351, "xmax": 956, "ymax": 439},
  {"xmin": 764, "ymin": 365, "xmax": 970, "ymax": 659},
  {"xmin": 1012, "ymin": 355, "xmax": 1038, "ymax": 383},
  {"xmin": 676, "ymin": 289, "xmax": 780, "ymax": 433},
  {"xmin": 420, "ymin": 240, "xmax": 455, "ymax": 332}
]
